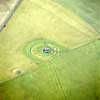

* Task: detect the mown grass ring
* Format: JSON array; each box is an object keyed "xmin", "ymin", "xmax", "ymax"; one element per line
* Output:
[{"xmin": 23, "ymin": 39, "xmax": 65, "ymax": 62}]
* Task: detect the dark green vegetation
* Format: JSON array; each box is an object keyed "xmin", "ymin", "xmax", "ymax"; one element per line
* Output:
[
  {"xmin": 0, "ymin": 0, "xmax": 100, "ymax": 100},
  {"xmin": 54, "ymin": 0, "xmax": 100, "ymax": 33}
]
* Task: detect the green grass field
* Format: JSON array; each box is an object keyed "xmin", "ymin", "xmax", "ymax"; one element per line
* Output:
[
  {"xmin": 0, "ymin": 0, "xmax": 100, "ymax": 100},
  {"xmin": 54, "ymin": 0, "xmax": 100, "ymax": 33}
]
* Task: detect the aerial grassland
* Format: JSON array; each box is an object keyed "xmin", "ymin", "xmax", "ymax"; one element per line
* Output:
[{"xmin": 0, "ymin": 0, "xmax": 100, "ymax": 100}]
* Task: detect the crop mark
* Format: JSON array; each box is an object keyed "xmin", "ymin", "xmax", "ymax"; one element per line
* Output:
[
  {"xmin": 23, "ymin": 39, "xmax": 65, "ymax": 62},
  {"xmin": 50, "ymin": 59, "xmax": 67, "ymax": 100}
]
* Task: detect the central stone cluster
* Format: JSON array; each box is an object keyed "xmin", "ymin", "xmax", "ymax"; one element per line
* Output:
[
  {"xmin": 42, "ymin": 48, "xmax": 50, "ymax": 53},
  {"xmin": 42, "ymin": 47, "xmax": 53, "ymax": 54}
]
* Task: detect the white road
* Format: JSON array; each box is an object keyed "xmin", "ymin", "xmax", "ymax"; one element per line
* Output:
[{"xmin": 0, "ymin": 0, "xmax": 21, "ymax": 31}]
